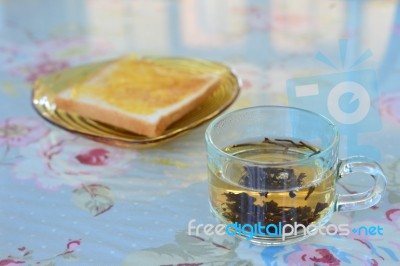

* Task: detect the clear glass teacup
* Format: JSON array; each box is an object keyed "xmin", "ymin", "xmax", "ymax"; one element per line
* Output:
[{"xmin": 205, "ymin": 106, "xmax": 387, "ymax": 245}]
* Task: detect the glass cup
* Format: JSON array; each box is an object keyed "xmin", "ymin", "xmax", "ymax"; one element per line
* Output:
[{"xmin": 205, "ymin": 106, "xmax": 387, "ymax": 245}]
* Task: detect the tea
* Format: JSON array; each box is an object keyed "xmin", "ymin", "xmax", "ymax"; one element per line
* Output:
[
  {"xmin": 209, "ymin": 138, "xmax": 336, "ymax": 237},
  {"xmin": 206, "ymin": 106, "xmax": 386, "ymax": 245}
]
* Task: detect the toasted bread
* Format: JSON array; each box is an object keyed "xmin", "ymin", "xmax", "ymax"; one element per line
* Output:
[{"xmin": 54, "ymin": 56, "xmax": 219, "ymax": 137}]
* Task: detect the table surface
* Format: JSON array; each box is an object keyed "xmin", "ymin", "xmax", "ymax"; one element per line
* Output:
[{"xmin": 1, "ymin": 0, "xmax": 400, "ymax": 265}]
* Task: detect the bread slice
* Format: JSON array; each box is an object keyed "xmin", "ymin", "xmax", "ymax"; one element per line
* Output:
[{"xmin": 54, "ymin": 56, "xmax": 219, "ymax": 137}]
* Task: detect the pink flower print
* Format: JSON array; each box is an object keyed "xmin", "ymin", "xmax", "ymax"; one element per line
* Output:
[
  {"xmin": 66, "ymin": 239, "xmax": 81, "ymax": 251},
  {"xmin": 230, "ymin": 63, "xmax": 270, "ymax": 91},
  {"xmin": 285, "ymin": 245, "xmax": 341, "ymax": 266},
  {"xmin": 0, "ymin": 259, "xmax": 25, "ymax": 266},
  {"xmin": 345, "ymin": 217, "xmax": 400, "ymax": 264},
  {"xmin": 27, "ymin": 60, "xmax": 69, "ymax": 82},
  {"xmin": 13, "ymin": 131, "xmax": 135, "ymax": 190},
  {"xmin": 386, "ymin": 208, "xmax": 400, "ymax": 222},
  {"xmin": 76, "ymin": 148, "xmax": 110, "ymax": 166},
  {"xmin": 379, "ymin": 93, "xmax": 400, "ymax": 124},
  {"xmin": 0, "ymin": 239, "xmax": 81, "ymax": 265},
  {"xmin": 25, "ymin": 59, "xmax": 69, "ymax": 82},
  {"xmin": 309, "ymin": 248, "xmax": 341, "ymax": 265},
  {"xmin": 0, "ymin": 117, "xmax": 49, "ymax": 147}
]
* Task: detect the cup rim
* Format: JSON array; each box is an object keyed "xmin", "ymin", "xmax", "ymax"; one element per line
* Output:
[{"xmin": 205, "ymin": 105, "xmax": 339, "ymax": 167}]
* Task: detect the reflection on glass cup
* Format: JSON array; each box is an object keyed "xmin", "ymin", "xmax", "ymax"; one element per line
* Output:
[{"xmin": 205, "ymin": 106, "xmax": 387, "ymax": 245}]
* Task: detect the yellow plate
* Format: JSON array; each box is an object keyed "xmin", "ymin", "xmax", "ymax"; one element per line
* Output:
[{"xmin": 32, "ymin": 57, "xmax": 240, "ymax": 148}]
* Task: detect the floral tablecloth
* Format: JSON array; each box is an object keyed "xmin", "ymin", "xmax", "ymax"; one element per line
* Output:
[{"xmin": 1, "ymin": 0, "xmax": 400, "ymax": 265}]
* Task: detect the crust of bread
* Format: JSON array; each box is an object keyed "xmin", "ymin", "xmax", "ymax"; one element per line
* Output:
[{"xmin": 54, "ymin": 77, "xmax": 219, "ymax": 137}]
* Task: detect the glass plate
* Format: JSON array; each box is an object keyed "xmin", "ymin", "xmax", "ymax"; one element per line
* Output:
[{"xmin": 32, "ymin": 57, "xmax": 240, "ymax": 148}]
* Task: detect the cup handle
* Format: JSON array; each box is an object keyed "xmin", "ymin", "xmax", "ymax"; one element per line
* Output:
[{"xmin": 335, "ymin": 156, "xmax": 387, "ymax": 212}]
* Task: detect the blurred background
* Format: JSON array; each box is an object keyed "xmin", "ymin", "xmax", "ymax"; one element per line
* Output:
[{"xmin": 0, "ymin": 0, "xmax": 398, "ymax": 77}]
